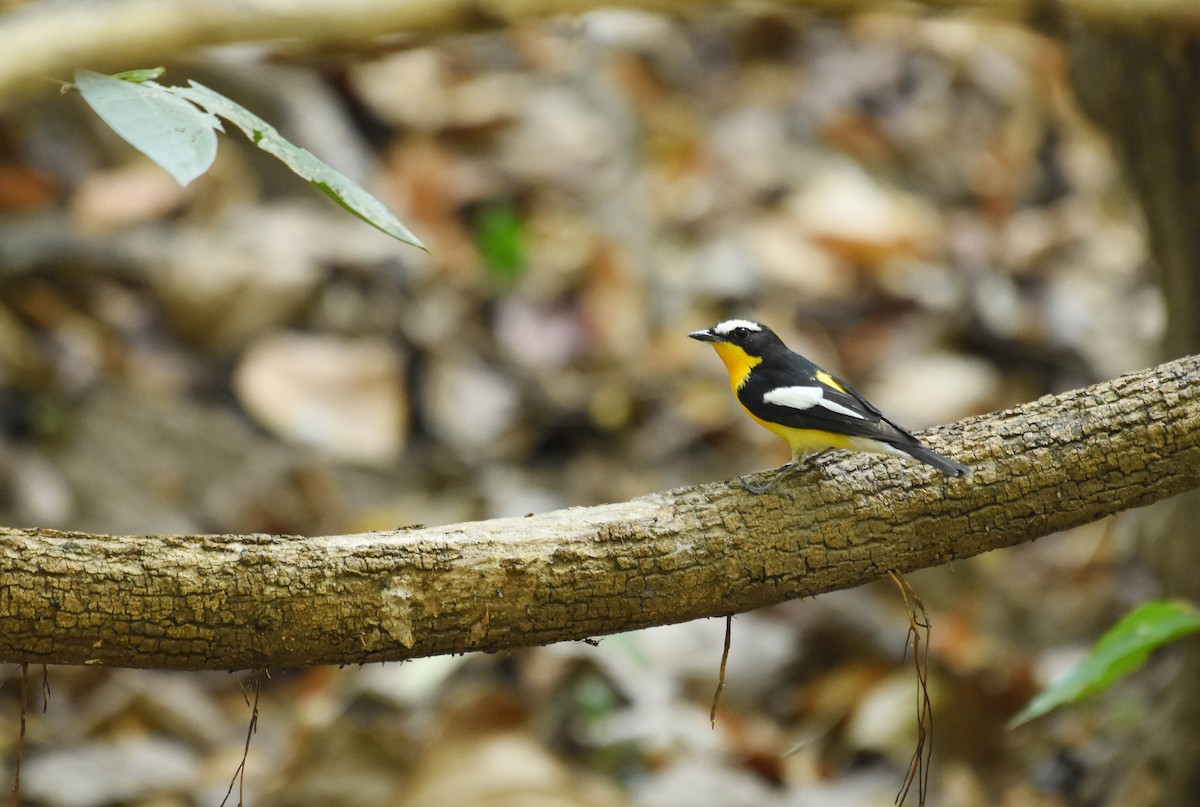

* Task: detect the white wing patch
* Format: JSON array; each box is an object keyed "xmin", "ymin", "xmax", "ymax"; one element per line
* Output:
[
  {"xmin": 813, "ymin": 396, "xmax": 868, "ymax": 420},
  {"xmin": 713, "ymin": 319, "xmax": 763, "ymax": 335},
  {"xmin": 763, "ymin": 385, "xmax": 867, "ymax": 419},
  {"xmin": 762, "ymin": 385, "xmax": 823, "ymax": 410}
]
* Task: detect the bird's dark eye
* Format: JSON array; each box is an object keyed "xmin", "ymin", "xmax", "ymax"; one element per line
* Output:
[{"xmin": 732, "ymin": 327, "xmax": 750, "ymax": 339}]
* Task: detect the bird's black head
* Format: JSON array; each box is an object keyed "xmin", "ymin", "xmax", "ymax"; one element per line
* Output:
[{"xmin": 688, "ymin": 319, "xmax": 783, "ymax": 358}]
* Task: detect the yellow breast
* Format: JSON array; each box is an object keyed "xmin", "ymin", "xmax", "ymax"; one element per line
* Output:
[{"xmin": 741, "ymin": 406, "xmax": 855, "ymax": 455}]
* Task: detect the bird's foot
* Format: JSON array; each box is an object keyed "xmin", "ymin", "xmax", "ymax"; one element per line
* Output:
[
  {"xmin": 740, "ymin": 451, "xmax": 832, "ymax": 494},
  {"xmin": 800, "ymin": 450, "xmax": 832, "ymax": 471},
  {"xmin": 740, "ymin": 461, "xmax": 799, "ymax": 495}
]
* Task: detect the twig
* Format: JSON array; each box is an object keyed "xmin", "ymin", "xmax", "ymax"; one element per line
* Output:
[
  {"xmin": 10, "ymin": 663, "xmax": 28, "ymax": 807},
  {"xmin": 709, "ymin": 615, "xmax": 733, "ymax": 728}
]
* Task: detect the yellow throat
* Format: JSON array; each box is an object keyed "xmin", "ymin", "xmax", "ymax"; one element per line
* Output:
[{"xmin": 710, "ymin": 341, "xmax": 761, "ymax": 392}]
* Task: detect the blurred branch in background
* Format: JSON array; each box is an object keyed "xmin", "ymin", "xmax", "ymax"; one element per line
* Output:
[
  {"xmin": 3, "ymin": 352, "xmax": 1199, "ymax": 671},
  {"xmin": 0, "ymin": 0, "xmax": 1197, "ymax": 105}
]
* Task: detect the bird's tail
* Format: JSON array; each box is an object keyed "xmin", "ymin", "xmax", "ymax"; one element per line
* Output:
[{"xmin": 897, "ymin": 442, "xmax": 970, "ymax": 477}]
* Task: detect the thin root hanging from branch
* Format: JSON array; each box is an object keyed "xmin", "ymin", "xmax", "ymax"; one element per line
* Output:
[
  {"xmin": 220, "ymin": 669, "xmax": 266, "ymax": 807},
  {"xmin": 709, "ymin": 615, "xmax": 733, "ymax": 728},
  {"xmin": 889, "ymin": 570, "xmax": 933, "ymax": 807}
]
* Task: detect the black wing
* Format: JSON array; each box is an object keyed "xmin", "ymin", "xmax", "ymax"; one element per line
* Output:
[{"xmin": 738, "ymin": 352, "xmax": 920, "ymax": 445}]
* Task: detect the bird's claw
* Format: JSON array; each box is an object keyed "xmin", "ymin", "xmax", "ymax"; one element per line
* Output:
[
  {"xmin": 740, "ymin": 477, "xmax": 774, "ymax": 495},
  {"xmin": 740, "ymin": 461, "xmax": 799, "ymax": 495}
]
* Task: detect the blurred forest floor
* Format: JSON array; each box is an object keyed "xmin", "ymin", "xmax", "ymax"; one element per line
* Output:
[{"xmin": 0, "ymin": 6, "xmax": 1173, "ymax": 806}]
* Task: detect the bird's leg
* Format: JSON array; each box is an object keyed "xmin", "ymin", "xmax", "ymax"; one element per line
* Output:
[{"xmin": 740, "ymin": 450, "xmax": 832, "ymax": 495}]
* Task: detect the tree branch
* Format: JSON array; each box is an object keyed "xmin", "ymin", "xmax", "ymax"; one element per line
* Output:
[
  {"xmin": 0, "ymin": 0, "xmax": 1195, "ymax": 106},
  {"xmin": 2, "ymin": 355, "xmax": 1199, "ymax": 670}
]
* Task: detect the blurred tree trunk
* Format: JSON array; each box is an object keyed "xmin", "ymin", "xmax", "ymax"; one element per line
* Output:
[{"xmin": 1068, "ymin": 24, "xmax": 1200, "ymax": 805}]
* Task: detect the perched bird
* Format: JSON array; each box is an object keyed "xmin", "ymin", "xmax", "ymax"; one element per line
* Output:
[{"xmin": 689, "ymin": 319, "xmax": 969, "ymax": 493}]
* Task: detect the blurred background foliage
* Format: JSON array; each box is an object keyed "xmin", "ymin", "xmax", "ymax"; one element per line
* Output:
[{"xmin": 0, "ymin": 5, "xmax": 1179, "ymax": 806}]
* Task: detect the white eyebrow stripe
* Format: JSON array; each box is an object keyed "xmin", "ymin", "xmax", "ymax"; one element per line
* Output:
[
  {"xmin": 763, "ymin": 386, "xmax": 867, "ymax": 419},
  {"xmin": 713, "ymin": 319, "xmax": 762, "ymax": 335}
]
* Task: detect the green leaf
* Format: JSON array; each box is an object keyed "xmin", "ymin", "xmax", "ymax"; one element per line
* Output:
[
  {"xmin": 111, "ymin": 67, "xmax": 166, "ymax": 83},
  {"xmin": 1011, "ymin": 600, "xmax": 1200, "ymax": 727},
  {"xmin": 476, "ymin": 203, "xmax": 525, "ymax": 282},
  {"xmin": 74, "ymin": 69, "xmax": 220, "ymax": 187},
  {"xmin": 177, "ymin": 81, "xmax": 425, "ymax": 250}
]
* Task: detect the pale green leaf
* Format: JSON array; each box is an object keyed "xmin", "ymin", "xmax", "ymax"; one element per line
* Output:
[
  {"xmin": 74, "ymin": 69, "xmax": 220, "ymax": 187},
  {"xmin": 177, "ymin": 81, "xmax": 425, "ymax": 249}
]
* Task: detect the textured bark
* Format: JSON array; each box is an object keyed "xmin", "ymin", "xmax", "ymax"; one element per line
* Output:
[
  {"xmin": 0, "ymin": 0, "xmax": 1196, "ymax": 106},
  {"xmin": 2, "ymin": 354, "xmax": 1200, "ymax": 671},
  {"xmin": 1068, "ymin": 25, "xmax": 1200, "ymax": 806}
]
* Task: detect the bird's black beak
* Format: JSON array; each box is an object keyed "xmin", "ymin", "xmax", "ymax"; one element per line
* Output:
[{"xmin": 689, "ymin": 328, "xmax": 718, "ymax": 343}]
